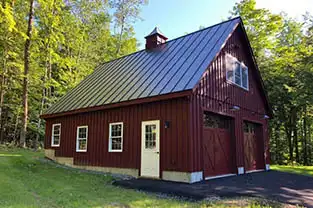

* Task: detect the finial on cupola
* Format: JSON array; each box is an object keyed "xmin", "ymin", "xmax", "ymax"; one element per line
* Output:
[{"xmin": 145, "ymin": 27, "xmax": 168, "ymax": 50}]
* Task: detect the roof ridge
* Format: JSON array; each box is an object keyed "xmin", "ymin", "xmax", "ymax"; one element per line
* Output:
[{"xmin": 94, "ymin": 16, "xmax": 242, "ymax": 69}]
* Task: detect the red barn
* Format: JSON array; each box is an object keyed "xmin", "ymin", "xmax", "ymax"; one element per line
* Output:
[{"xmin": 42, "ymin": 17, "xmax": 272, "ymax": 183}]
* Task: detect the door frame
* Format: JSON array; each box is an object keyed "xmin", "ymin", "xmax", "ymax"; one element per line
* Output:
[{"xmin": 140, "ymin": 120, "xmax": 160, "ymax": 178}]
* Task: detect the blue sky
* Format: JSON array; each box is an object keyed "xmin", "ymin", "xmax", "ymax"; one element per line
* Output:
[{"xmin": 134, "ymin": 0, "xmax": 312, "ymax": 49}]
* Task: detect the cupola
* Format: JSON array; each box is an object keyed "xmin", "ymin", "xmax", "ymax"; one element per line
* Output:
[{"xmin": 145, "ymin": 27, "xmax": 168, "ymax": 50}]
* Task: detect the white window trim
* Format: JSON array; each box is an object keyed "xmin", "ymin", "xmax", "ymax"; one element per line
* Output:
[
  {"xmin": 76, "ymin": 125, "xmax": 88, "ymax": 152},
  {"xmin": 109, "ymin": 122, "xmax": 123, "ymax": 152},
  {"xmin": 226, "ymin": 54, "xmax": 249, "ymax": 90},
  {"xmin": 51, "ymin": 123, "xmax": 61, "ymax": 147}
]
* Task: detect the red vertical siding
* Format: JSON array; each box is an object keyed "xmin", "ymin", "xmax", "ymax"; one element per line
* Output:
[
  {"xmin": 44, "ymin": 97, "xmax": 192, "ymax": 173},
  {"xmin": 190, "ymin": 26, "xmax": 270, "ymax": 172}
]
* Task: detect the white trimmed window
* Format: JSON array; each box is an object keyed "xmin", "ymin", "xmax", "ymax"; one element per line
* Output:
[
  {"xmin": 51, "ymin": 123, "xmax": 61, "ymax": 147},
  {"xmin": 109, "ymin": 122, "xmax": 123, "ymax": 152},
  {"xmin": 226, "ymin": 54, "xmax": 249, "ymax": 90},
  {"xmin": 76, "ymin": 126, "xmax": 88, "ymax": 152}
]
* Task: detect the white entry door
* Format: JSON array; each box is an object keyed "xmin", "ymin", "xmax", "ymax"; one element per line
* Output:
[{"xmin": 141, "ymin": 120, "xmax": 160, "ymax": 178}]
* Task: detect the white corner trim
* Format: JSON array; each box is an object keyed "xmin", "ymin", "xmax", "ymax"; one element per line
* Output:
[
  {"xmin": 162, "ymin": 171, "xmax": 203, "ymax": 183},
  {"xmin": 238, "ymin": 167, "xmax": 244, "ymax": 174},
  {"xmin": 266, "ymin": 164, "xmax": 270, "ymax": 171},
  {"xmin": 190, "ymin": 171, "xmax": 203, "ymax": 183},
  {"xmin": 245, "ymin": 169, "xmax": 264, "ymax": 174},
  {"xmin": 205, "ymin": 174, "xmax": 236, "ymax": 180}
]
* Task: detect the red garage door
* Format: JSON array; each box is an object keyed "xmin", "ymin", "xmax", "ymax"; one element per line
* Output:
[
  {"xmin": 203, "ymin": 112, "xmax": 235, "ymax": 178},
  {"xmin": 243, "ymin": 122, "xmax": 265, "ymax": 172}
]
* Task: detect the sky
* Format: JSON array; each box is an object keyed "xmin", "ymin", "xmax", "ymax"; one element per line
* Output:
[{"xmin": 134, "ymin": 0, "xmax": 313, "ymax": 49}]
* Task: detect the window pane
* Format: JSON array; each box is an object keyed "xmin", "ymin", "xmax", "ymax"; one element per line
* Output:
[
  {"xmin": 234, "ymin": 62, "xmax": 241, "ymax": 85},
  {"xmin": 244, "ymin": 123, "xmax": 249, "ymax": 133},
  {"xmin": 111, "ymin": 124, "xmax": 121, "ymax": 137},
  {"xmin": 78, "ymin": 139, "xmax": 87, "ymax": 150},
  {"xmin": 242, "ymin": 67, "xmax": 248, "ymax": 89},
  {"xmin": 53, "ymin": 135, "xmax": 60, "ymax": 145},
  {"xmin": 235, "ymin": 62, "xmax": 241, "ymax": 76},
  {"xmin": 145, "ymin": 125, "xmax": 151, "ymax": 133},
  {"xmin": 53, "ymin": 129, "xmax": 59, "ymax": 135},
  {"xmin": 53, "ymin": 125, "xmax": 60, "ymax": 135},
  {"xmin": 203, "ymin": 112, "xmax": 230, "ymax": 129},
  {"xmin": 226, "ymin": 70, "xmax": 234, "ymax": 81},
  {"xmin": 145, "ymin": 125, "xmax": 156, "ymax": 149},
  {"xmin": 111, "ymin": 137, "xmax": 122, "ymax": 150},
  {"xmin": 79, "ymin": 128, "xmax": 86, "ymax": 138},
  {"xmin": 226, "ymin": 54, "xmax": 235, "ymax": 82}
]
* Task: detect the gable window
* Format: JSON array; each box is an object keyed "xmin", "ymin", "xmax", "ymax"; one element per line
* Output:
[
  {"xmin": 109, "ymin": 122, "xmax": 123, "ymax": 152},
  {"xmin": 76, "ymin": 126, "xmax": 88, "ymax": 152},
  {"xmin": 226, "ymin": 54, "xmax": 249, "ymax": 90},
  {"xmin": 51, "ymin": 123, "xmax": 61, "ymax": 147}
]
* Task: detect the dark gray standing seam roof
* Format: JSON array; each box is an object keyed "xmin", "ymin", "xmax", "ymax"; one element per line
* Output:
[{"xmin": 45, "ymin": 17, "xmax": 240, "ymax": 115}]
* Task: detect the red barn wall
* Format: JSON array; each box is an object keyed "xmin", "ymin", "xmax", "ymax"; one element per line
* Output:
[
  {"xmin": 190, "ymin": 26, "xmax": 270, "ymax": 172},
  {"xmin": 44, "ymin": 97, "xmax": 193, "ymax": 174}
]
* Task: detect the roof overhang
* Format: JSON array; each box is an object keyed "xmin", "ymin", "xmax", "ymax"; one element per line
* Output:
[{"xmin": 40, "ymin": 90, "xmax": 192, "ymax": 119}]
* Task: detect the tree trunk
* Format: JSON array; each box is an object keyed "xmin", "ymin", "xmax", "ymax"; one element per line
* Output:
[
  {"xmin": 308, "ymin": 118, "xmax": 312, "ymax": 165},
  {"xmin": 13, "ymin": 113, "xmax": 19, "ymax": 143},
  {"xmin": 0, "ymin": 0, "xmax": 8, "ymax": 143},
  {"xmin": 20, "ymin": 0, "xmax": 34, "ymax": 148},
  {"xmin": 34, "ymin": 50, "xmax": 50, "ymax": 151},
  {"xmin": 0, "ymin": 43, "xmax": 7, "ymax": 143},
  {"xmin": 115, "ymin": 16, "xmax": 125, "ymax": 57},
  {"xmin": 274, "ymin": 122, "xmax": 280, "ymax": 163},
  {"xmin": 286, "ymin": 109, "xmax": 293, "ymax": 161},
  {"xmin": 292, "ymin": 108, "xmax": 299, "ymax": 163},
  {"xmin": 303, "ymin": 105, "xmax": 308, "ymax": 165}
]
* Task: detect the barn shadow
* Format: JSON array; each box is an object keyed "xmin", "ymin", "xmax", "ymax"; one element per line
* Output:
[{"xmin": 114, "ymin": 170, "xmax": 313, "ymax": 208}]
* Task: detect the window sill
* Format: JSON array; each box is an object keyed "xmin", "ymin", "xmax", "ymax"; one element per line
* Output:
[
  {"xmin": 109, "ymin": 150, "xmax": 123, "ymax": 152},
  {"xmin": 76, "ymin": 150, "xmax": 87, "ymax": 152},
  {"xmin": 226, "ymin": 80, "xmax": 249, "ymax": 91},
  {"xmin": 51, "ymin": 145, "xmax": 60, "ymax": 147}
]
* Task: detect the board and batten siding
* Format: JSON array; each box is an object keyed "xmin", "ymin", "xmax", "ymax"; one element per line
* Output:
[
  {"xmin": 44, "ymin": 97, "xmax": 193, "ymax": 175},
  {"xmin": 190, "ymin": 26, "xmax": 270, "ymax": 172}
]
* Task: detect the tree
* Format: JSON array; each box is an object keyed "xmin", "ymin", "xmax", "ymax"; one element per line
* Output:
[
  {"xmin": 111, "ymin": 0, "xmax": 147, "ymax": 57},
  {"xmin": 20, "ymin": 0, "xmax": 34, "ymax": 147},
  {"xmin": 0, "ymin": 0, "xmax": 146, "ymax": 147}
]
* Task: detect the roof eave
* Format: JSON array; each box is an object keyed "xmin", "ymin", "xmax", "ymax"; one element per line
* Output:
[{"xmin": 40, "ymin": 89, "xmax": 192, "ymax": 119}]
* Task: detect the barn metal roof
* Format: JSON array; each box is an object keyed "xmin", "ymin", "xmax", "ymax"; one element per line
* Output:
[{"xmin": 45, "ymin": 17, "xmax": 241, "ymax": 115}]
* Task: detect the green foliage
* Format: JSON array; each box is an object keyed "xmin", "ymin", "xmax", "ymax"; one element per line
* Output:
[{"xmin": 0, "ymin": 0, "xmax": 144, "ymax": 146}]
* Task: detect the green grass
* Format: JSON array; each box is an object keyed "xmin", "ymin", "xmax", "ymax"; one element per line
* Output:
[
  {"xmin": 0, "ymin": 147, "xmax": 284, "ymax": 208},
  {"xmin": 271, "ymin": 165, "xmax": 313, "ymax": 177}
]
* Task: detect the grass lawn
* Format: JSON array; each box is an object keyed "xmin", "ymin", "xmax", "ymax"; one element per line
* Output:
[
  {"xmin": 271, "ymin": 165, "xmax": 313, "ymax": 177},
  {"xmin": 0, "ymin": 147, "xmax": 286, "ymax": 208}
]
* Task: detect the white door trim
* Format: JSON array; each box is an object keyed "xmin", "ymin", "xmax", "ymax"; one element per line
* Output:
[
  {"xmin": 140, "ymin": 120, "xmax": 160, "ymax": 178},
  {"xmin": 205, "ymin": 174, "xmax": 236, "ymax": 180},
  {"xmin": 245, "ymin": 169, "xmax": 264, "ymax": 174}
]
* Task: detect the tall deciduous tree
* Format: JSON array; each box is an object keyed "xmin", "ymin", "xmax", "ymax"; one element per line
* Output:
[
  {"xmin": 20, "ymin": 0, "xmax": 34, "ymax": 147},
  {"xmin": 111, "ymin": 0, "xmax": 147, "ymax": 57}
]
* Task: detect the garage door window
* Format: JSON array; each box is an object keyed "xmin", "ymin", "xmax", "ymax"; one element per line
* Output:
[
  {"xmin": 244, "ymin": 122, "xmax": 255, "ymax": 133},
  {"xmin": 203, "ymin": 112, "xmax": 230, "ymax": 129}
]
